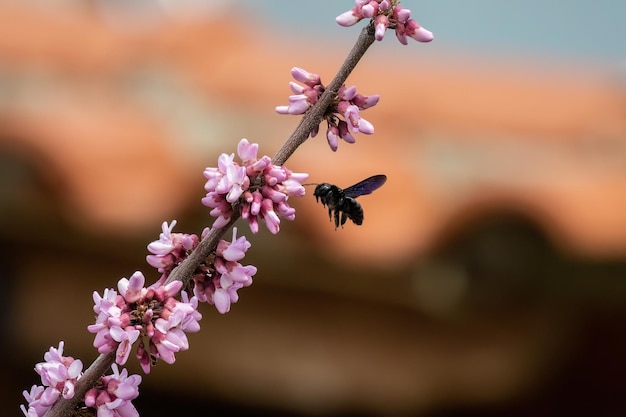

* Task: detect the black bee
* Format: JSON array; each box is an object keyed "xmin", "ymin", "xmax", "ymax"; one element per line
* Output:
[{"xmin": 314, "ymin": 174, "xmax": 387, "ymax": 229}]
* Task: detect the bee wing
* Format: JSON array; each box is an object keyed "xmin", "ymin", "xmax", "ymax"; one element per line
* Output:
[{"xmin": 343, "ymin": 175, "xmax": 387, "ymax": 198}]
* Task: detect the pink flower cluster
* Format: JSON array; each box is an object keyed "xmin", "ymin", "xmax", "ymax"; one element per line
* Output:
[
  {"xmin": 146, "ymin": 221, "xmax": 257, "ymax": 314},
  {"xmin": 276, "ymin": 67, "xmax": 379, "ymax": 151},
  {"xmin": 20, "ymin": 342, "xmax": 83, "ymax": 417},
  {"xmin": 84, "ymin": 364, "xmax": 142, "ymax": 417},
  {"xmin": 20, "ymin": 342, "xmax": 141, "ymax": 417},
  {"xmin": 146, "ymin": 220, "xmax": 199, "ymax": 275},
  {"xmin": 88, "ymin": 271, "xmax": 201, "ymax": 374},
  {"xmin": 193, "ymin": 227, "xmax": 257, "ymax": 314},
  {"xmin": 202, "ymin": 138, "xmax": 308, "ymax": 233},
  {"xmin": 336, "ymin": 0, "xmax": 434, "ymax": 44}
]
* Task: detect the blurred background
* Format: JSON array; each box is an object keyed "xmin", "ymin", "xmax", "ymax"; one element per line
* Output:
[{"xmin": 2, "ymin": 1, "xmax": 626, "ymax": 416}]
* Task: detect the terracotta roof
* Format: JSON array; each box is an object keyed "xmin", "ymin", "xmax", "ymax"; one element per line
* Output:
[{"xmin": 1, "ymin": 3, "xmax": 625, "ymax": 261}]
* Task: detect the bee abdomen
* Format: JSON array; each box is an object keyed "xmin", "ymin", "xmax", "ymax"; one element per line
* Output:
[{"xmin": 342, "ymin": 197, "xmax": 364, "ymax": 225}]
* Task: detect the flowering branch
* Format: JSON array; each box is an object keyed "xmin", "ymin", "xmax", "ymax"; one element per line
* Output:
[
  {"xmin": 23, "ymin": 2, "xmax": 433, "ymax": 416},
  {"xmin": 166, "ymin": 25, "xmax": 378, "ymax": 288},
  {"xmin": 272, "ymin": 24, "xmax": 375, "ymax": 165},
  {"xmin": 41, "ymin": 26, "xmax": 378, "ymax": 417}
]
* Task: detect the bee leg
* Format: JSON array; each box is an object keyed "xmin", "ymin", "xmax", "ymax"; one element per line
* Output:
[
  {"xmin": 340, "ymin": 211, "xmax": 348, "ymax": 227},
  {"xmin": 334, "ymin": 209, "xmax": 341, "ymax": 230}
]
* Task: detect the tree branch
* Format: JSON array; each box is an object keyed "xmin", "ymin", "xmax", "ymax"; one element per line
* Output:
[
  {"xmin": 43, "ymin": 23, "xmax": 375, "ymax": 417},
  {"xmin": 273, "ymin": 24, "xmax": 375, "ymax": 165}
]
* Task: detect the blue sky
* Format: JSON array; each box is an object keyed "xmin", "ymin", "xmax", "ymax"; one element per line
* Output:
[{"xmin": 241, "ymin": 1, "xmax": 625, "ymax": 66}]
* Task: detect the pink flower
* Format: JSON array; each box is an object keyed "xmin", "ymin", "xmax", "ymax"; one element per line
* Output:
[
  {"xmin": 275, "ymin": 67, "xmax": 322, "ymax": 115},
  {"xmin": 216, "ymin": 260, "xmax": 257, "ymax": 286},
  {"xmin": 351, "ymin": 92, "xmax": 380, "ymax": 109},
  {"xmin": 260, "ymin": 198, "xmax": 281, "ymax": 234},
  {"xmin": 343, "ymin": 104, "xmax": 362, "ymax": 133},
  {"xmin": 400, "ymin": 18, "xmax": 434, "ymax": 44},
  {"xmin": 394, "ymin": 5, "xmax": 411, "ymax": 23},
  {"xmin": 335, "ymin": 4, "xmax": 365, "ymax": 27},
  {"xmin": 326, "ymin": 124, "xmax": 340, "ymax": 151},
  {"xmin": 225, "ymin": 163, "xmax": 248, "ymax": 203},
  {"xmin": 110, "ymin": 326, "xmax": 141, "ymax": 365},
  {"xmin": 216, "ymin": 227, "xmax": 251, "ymax": 262},
  {"xmin": 336, "ymin": 0, "xmax": 433, "ymax": 44},
  {"xmin": 180, "ymin": 291, "xmax": 202, "ymax": 332},
  {"xmin": 275, "ymin": 94, "xmax": 313, "ymax": 115},
  {"xmin": 374, "ymin": 14, "xmax": 390, "ymax": 40},
  {"xmin": 212, "ymin": 280, "xmax": 244, "ymax": 314},
  {"xmin": 135, "ymin": 341, "xmax": 151, "ymax": 374},
  {"xmin": 146, "ymin": 220, "xmax": 199, "ymax": 275},
  {"xmin": 290, "ymin": 66, "xmax": 321, "ymax": 87},
  {"xmin": 20, "ymin": 385, "xmax": 46, "ymax": 417},
  {"xmin": 237, "ymin": 137, "xmax": 259, "ymax": 163},
  {"xmin": 118, "ymin": 271, "xmax": 146, "ymax": 303}
]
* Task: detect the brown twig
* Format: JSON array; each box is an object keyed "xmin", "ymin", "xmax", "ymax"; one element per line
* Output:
[{"xmin": 273, "ymin": 24, "xmax": 375, "ymax": 166}]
